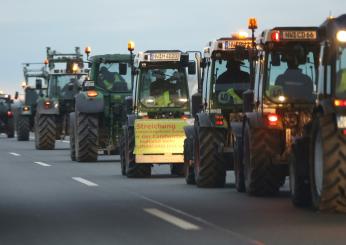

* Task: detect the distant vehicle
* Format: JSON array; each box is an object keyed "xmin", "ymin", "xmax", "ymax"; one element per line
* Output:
[
  {"xmin": 34, "ymin": 47, "xmax": 88, "ymax": 150},
  {"xmin": 15, "ymin": 63, "xmax": 48, "ymax": 141},
  {"xmin": 120, "ymin": 46, "xmax": 196, "ymax": 177},
  {"xmin": 0, "ymin": 93, "xmax": 14, "ymax": 138}
]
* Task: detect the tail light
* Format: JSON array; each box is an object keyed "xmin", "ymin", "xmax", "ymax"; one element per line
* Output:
[
  {"xmin": 7, "ymin": 111, "xmax": 13, "ymax": 118},
  {"xmin": 343, "ymin": 129, "xmax": 346, "ymax": 135},
  {"xmin": 271, "ymin": 31, "xmax": 280, "ymax": 42},
  {"xmin": 215, "ymin": 115, "xmax": 224, "ymax": 126},
  {"xmin": 334, "ymin": 99, "xmax": 346, "ymax": 107},
  {"xmin": 267, "ymin": 113, "xmax": 279, "ymax": 126},
  {"xmin": 181, "ymin": 115, "xmax": 189, "ymax": 120},
  {"xmin": 87, "ymin": 90, "xmax": 98, "ymax": 97},
  {"xmin": 44, "ymin": 100, "xmax": 52, "ymax": 109}
]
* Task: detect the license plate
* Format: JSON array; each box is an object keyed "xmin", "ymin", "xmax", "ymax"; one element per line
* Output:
[
  {"xmin": 337, "ymin": 116, "xmax": 346, "ymax": 128},
  {"xmin": 282, "ymin": 31, "xmax": 317, "ymax": 40},
  {"xmin": 150, "ymin": 52, "xmax": 180, "ymax": 61}
]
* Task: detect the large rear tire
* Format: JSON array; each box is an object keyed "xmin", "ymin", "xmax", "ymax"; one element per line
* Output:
[
  {"xmin": 243, "ymin": 123, "xmax": 285, "ymax": 196},
  {"xmin": 289, "ymin": 137, "xmax": 311, "ymax": 207},
  {"xmin": 35, "ymin": 114, "xmax": 56, "ymax": 150},
  {"xmin": 310, "ymin": 114, "xmax": 346, "ymax": 212},
  {"xmin": 75, "ymin": 112, "xmax": 98, "ymax": 162},
  {"xmin": 17, "ymin": 116, "xmax": 30, "ymax": 141},
  {"xmin": 125, "ymin": 127, "xmax": 151, "ymax": 178},
  {"xmin": 7, "ymin": 118, "xmax": 15, "ymax": 138},
  {"xmin": 194, "ymin": 127, "xmax": 226, "ymax": 188},
  {"xmin": 69, "ymin": 112, "xmax": 76, "ymax": 161}
]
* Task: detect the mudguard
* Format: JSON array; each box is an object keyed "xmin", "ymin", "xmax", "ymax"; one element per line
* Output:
[
  {"xmin": 75, "ymin": 92, "xmax": 104, "ymax": 114},
  {"xmin": 196, "ymin": 112, "xmax": 212, "ymax": 127},
  {"xmin": 244, "ymin": 111, "xmax": 267, "ymax": 129},
  {"xmin": 184, "ymin": 125, "xmax": 195, "ymax": 139},
  {"xmin": 36, "ymin": 99, "xmax": 59, "ymax": 115}
]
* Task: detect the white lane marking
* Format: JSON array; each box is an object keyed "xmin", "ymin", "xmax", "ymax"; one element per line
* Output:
[
  {"xmin": 72, "ymin": 177, "xmax": 98, "ymax": 187},
  {"xmin": 144, "ymin": 208, "xmax": 200, "ymax": 230},
  {"xmin": 29, "ymin": 137, "xmax": 35, "ymax": 140},
  {"xmin": 34, "ymin": 161, "xmax": 51, "ymax": 167},
  {"xmin": 130, "ymin": 192, "xmax": 263, "ymax": 245},
  {"xmin": 62, "ymin": 140, "xmax": 70, "ymax": 143},
  {"xmin": 9, "ymin": 152, "xmax": 21, "ymax": 156}
]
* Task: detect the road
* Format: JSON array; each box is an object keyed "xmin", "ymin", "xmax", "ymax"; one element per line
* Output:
[{"xmin": 0, "ymin": 134, "xmax": 345, "ymax": 245}]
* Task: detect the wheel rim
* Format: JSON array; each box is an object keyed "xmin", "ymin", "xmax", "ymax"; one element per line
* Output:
[{"xmin": 314, "ymin": 129, "xmax": 324, "ymax": 196}]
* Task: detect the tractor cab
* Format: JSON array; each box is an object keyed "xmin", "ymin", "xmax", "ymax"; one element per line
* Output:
[{"xmin": 132, "ymin": 50, "xmax": 193, "ymax": 118}]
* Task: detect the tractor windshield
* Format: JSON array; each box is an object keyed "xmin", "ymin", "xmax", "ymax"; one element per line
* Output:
[
  {"xmin": 210, "ymin": 58, "xmax": 251, "ymax": 108},
  {"xmin": 48, "ymin": 74, "xmax": 84, "ymax": 99},
  {"xmin": 264, "ymin": 44, "xmax": 318, "ymax": 104},
  {"xmin": 335, "ymin": 47, "xmax": 346, "ymax": 98},
  {"xmin": 96, "ymin": 63, "xmax": 132, "ymax": 92},
  {"xmin": 138, "ymin": 67, "xmax": 189, "ymax": 108}
]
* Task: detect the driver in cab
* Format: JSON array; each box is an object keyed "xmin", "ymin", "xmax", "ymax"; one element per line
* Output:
[{"xmin": 216, "ymin": 59, "xmax": 250, "ymax": 104}]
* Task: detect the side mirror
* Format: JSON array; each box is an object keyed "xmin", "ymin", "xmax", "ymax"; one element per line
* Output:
[
  {"xmin": 271, "ymin": 53, "xmax": 281, "ymax": 66},
  {"xmin": 181, "ymin": 54, "xmax": 189, "ymax": 67},
  {"xmin": 243, "ymin": 89, "xmax": 254, "ymax": 112},
  {"xmin": 14, "ymin": 91, "xmax": 19, "ymax": 100},
  {"xmin": 188, "ymin": 61, "xmax": 196, "ymax": 75},
  {"xmin": 36, "ymin": 79, "xmax": 43, "ymax": 90},
  {"xmin": 119, "ymin": 63, "xmax": 128, "ymax": 75}
]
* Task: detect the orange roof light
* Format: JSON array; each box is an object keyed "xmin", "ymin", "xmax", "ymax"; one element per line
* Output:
[
  {"xmin": 128, "ymin": 40, "xmax": 135, "ymax": 52},
  {"xmin": 44, "ymin": 59, "xmax": 49, "ymax": 65},
  {"xmin": 84, "ymin": 46, "xmax": 91, "ymax": 54},
  {"xmin": 87, "ymin": 90, "xmax": 98, "ymax": 97},
  {"xmin": 248, "ymin": 18, "xmax": 258, "ymax": 30}
]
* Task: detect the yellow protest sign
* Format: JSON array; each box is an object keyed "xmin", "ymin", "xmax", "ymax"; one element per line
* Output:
[{"xmin": 134, "ymin": 119, "xmax": 188, "ymax": 155}]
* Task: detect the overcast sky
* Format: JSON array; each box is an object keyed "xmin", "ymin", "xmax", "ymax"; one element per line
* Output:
[{"xmin": 0, "ymin": 0, "xmax": 345, "ymax": 95}]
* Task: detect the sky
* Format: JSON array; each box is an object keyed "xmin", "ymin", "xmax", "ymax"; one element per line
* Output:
[{"xmin": 0, "ymin": 0, "xmax": 345, "ymax": 96}]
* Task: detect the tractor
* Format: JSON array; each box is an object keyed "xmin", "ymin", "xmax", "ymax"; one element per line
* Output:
[
  {"xmin": 183, "ymin": 20, "xmax": 258, "ymax": 188},
  {"xmin": 16, "ymin": 63, "xmax": 47, "ymax": 141},
  {"xmin": 35, "ymin": 47, "xmax": 87, "ymax": 150},
  {"xmin": 120, "ymin": 47, "xmax": 196, "ymax": 178},
  {"xmin": 0, "ymin": 93, "xmax": 14, "ymax": 138},
  {"xmin": 70, "ymin": 50, "xmax": 133, "ymax": 162}
]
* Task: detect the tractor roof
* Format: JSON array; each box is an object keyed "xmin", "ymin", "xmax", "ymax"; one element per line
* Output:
[
  {"xmin": 89, "ymin": 54, "xmax": 132, "ymax": 63},
  {"xmin": 320, "ymin": 14, "xmax": 346, "ymax": 42}
]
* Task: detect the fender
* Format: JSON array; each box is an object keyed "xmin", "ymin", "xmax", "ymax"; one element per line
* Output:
[
  {"xmin": 36, "ymin": 99, "xmax": 59, "ymax": 115},
  {"xmin": 75, "ymin": 92, "xmax": 104, "ymax": 113},
  {"xmin": 196, "ymin": 112, "xmax": 212, "ymax": 127},
  {"xmin": 318, "ymin": 98, "xmax": 334, "ymax": 115},
  {"xmin": 184, "ymin": 125, "xmax": 195, "ymax": 139},
  {"xmin": 244, "ymin": 111, "xmax": 267, "ymax": 128}
]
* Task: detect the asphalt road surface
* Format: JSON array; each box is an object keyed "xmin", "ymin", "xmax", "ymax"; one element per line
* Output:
[{"xmin": 0, "ymin": 134, "xmax": 345, "ymax": 245}]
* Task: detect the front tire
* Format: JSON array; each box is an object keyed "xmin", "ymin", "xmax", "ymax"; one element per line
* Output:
[
  {"xmin": 310, "ymin": 114, "xmax": 346, "ymax": 212},
  {"xmin": 75, "ymin": 112, "xmax": 99, "ymax": 162},
  {"xmin": 35, "ymin": 114, "xmax": 56, "ymax": 150},
  {"xmin": 17, "ymin": 115, "xmax": 30, "ymax": 141},
  {"xmin": 234, "ymin": 136, "xmax": 245, "ymax": 192}
]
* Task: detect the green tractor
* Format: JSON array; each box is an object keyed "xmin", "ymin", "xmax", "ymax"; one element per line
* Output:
[
  {"xmin": 290, "ymin": 14, "xmax": 346, "ymax": 212},
  {"xmin": 120, "ymin": 47, "xmax": 196, "ymax": 178},
  {"xmin": 69, "ymin": 51, "xmax": 133, "ymax": 162},
  {"xmin": 183, "ymin": 25, "xmax": 258, "ymax": 188},
  {"xmin": 16, "ymin": 63, "xmax": 48, "ymax": 141},
  {"xmin": 239, "ymin": 26, "xmax": 320, "ymax": 197},
  {"xmin": 0, "ymin": 93, "xmax": 14, "ymax": 138},
  {"xmin": 35, "ymin": 47, "xmax": 87, "ymax": 150}
]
